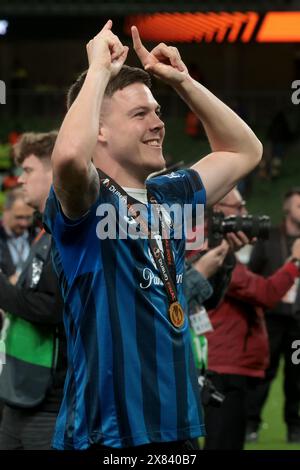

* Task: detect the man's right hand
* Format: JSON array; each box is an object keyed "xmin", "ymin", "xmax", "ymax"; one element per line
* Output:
[
  {"xmin": 193, "ymin": 240, "xmax": 229, "ymax": 279},
  {"xmin": 132, "ymin": 25, "xmax": 188, "ymax": 86},
  {"xmin": 52, "ymin": 20, "xmax": 129, "ymax": 220},
  {"xmin": 225, "ymin": 231, "xmax": 256, "ymax": 252},
  {"xmin": 86, "ymin": 20, "xmax": 128, "ymax": 77}
]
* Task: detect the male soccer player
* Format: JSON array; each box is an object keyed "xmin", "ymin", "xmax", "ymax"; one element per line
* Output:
[{"xmin": 44, "ymin": 21, "xmax": 262, "ymax": 450}]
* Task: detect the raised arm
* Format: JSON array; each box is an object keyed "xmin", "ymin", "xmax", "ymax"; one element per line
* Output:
[
  {"xmin": 228, "ymin": 238, "xmax": 300, "ymax": 309},
  {"xmin": 178, "ymin": 78, "xmax": 262, "ymax": 206},
  {"xmin": 227, "ymin": 261, "xmax": 299, "ymax": 310},
  {"xmin": 52, "ymin": 20, "xmax": 128, "ymax": 218},
  {"xmin": 132, "ymin": 26, "xmax": 262, "ymax": 206}
]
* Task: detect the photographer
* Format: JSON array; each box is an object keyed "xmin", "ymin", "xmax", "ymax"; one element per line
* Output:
[
  {"xmin": 185, "ymin": 228, "xmax": 255, "ymax": 446},
  {"xmin": 203, "ymin": 188, "xmax": 300, "ymax": 450}
]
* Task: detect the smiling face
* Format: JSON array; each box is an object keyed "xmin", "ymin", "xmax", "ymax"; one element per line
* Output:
[{"xmin": 99, "ymin": 82, "xmax": 166, "ymax": 181}]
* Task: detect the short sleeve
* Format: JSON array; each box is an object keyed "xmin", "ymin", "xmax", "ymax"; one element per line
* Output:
[
  {"xmin": 43, "ymin": 185, "xmax": 100, "ymax": 240},
  {"xmin": 147, "ymin": 169, "xmax": 206, "ymax": 208}
]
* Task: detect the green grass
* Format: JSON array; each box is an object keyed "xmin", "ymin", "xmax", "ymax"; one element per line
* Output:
[
  {"xmin": 198, "ymin": 363, "xmax": 300, "ymax": 450},
  {"xmin": 245, "ymin": 362, "xmax": 300, "ymax": 450}
]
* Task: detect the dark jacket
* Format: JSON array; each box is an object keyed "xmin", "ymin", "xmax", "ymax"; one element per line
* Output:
[
  {"xmin": 206, "ymin": 260, "xmax": 299, "ymax": 378},
  {"xmin": 185, "ymin": 252, "xmax": 236, "ymax": 313},
  {"xmin": 0, "ymin": 223, "xmax": 35, "ymax": 278},
  {"xmin": 0, "ymin": 224, "xmax": 19, "ymax": 277},
  {"xmin": 249, "ymin": 225, "xmax": 300, "ymax": 316},
  {"xmin": 0, "ymin": 230, "xmax": 66, "ymax": 412}
]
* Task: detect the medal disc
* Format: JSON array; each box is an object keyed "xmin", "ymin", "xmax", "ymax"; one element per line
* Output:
[{"xmin": 169, "ymin": 302, "xmax": 185, "ymax": 328}]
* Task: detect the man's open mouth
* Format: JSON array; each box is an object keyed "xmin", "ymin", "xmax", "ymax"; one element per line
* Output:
[{"xmin": 143, "ymin": 139, "xmax": 161, "ymax": 148}]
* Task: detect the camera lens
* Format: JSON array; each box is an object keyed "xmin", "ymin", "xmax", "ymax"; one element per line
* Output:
[
  {"xmin": 222, "ymin": 215, "xmax": 270, "ymax": 240},
  {"xmin": 207, "ymin": 211, "xmax": 271, "ymax": 247}
]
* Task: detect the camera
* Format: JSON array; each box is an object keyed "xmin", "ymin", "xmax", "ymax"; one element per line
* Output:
[
  {"xmin": 207, "ymin": 211, "xmax": 271, "ymax": 248},
  {"xmin": 198, "ymin": 375, "xmax": 225, "ymax": 408}
]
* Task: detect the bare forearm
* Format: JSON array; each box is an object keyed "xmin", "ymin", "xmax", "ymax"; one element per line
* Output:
[
  {"xmin": 52, "ymin": 66, "xmax": 110, "ymax": 168},
  {"xmin": 174, "ymin": 76, "xmax": 262, "ymax": 157}
]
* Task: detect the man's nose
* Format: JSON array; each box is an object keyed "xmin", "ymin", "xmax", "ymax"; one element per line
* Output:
[
  {"xmin": 150, "ymin": 114, "xmax": 165, "ymax": 132},
  {"xmin": 18, "ymin": 174, "xmax": 25, "ymax": 184}
]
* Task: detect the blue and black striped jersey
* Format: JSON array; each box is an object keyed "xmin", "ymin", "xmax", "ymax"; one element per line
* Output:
[{"xmin": 44, "ymin": 168, "xmax": 206, "ymax": 449}]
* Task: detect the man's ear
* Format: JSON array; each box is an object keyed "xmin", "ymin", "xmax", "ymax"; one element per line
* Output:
[{"xmin": 97, "ymin": 122, "xmax": 107, "ymax": 144}]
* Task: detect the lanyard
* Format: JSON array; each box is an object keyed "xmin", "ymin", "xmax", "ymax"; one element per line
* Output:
[
  {"xmin": 97, "ymin": 169, "xmax": 185, "ymax": 328},
  {"xmin": 33, "ymin": 228, "xmax": 45, "ymax": 245}
]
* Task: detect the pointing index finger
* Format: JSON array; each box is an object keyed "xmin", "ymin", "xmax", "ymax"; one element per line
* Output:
[
  {"xmin": 100, "ymin": 19, "xmax": 113, "ymax": 33},
  {"xmin": 131, "ymin": 25, "xmax": 150, "ymax": 63},
  {"xmin": 131, "ymin": 26, "xmax": 143, "ymax": 49}
]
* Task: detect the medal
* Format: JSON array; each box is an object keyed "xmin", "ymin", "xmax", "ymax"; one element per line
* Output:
[{"xmin": 169, "ymin": 302, "xmax": 185, "ymax": 328}]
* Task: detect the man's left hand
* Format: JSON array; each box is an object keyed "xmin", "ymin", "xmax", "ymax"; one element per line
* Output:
[
  {"xmin": 226, "ymin": 231, "xmax": 256, "ymax": 252},
  {"xmin": 131, "ymin": 25, "xmax": 188, "ymax": 85}
]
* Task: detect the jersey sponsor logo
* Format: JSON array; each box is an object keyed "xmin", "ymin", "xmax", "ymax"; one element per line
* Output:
[
  {"xmin": 139, "ymin": 267, "xmax": 183, "ymax": 289},
  {"xmin": 166, "ymin": 172, "xmax": 184, "ymax": 179}
]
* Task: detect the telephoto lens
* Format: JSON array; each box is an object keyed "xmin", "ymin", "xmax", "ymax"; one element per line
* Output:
[{"xmin": 208, "ymin": 211, "xmax": 271, "ymax": 247}]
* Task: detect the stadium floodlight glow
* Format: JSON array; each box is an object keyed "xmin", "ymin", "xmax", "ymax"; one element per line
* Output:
[
  {"xmin": 124, "ymin": 12, "xmax": 259, "ymax": 43},
  {"xmin": 125, "ymin": 11, "xmax": 300, "ymax": 43},
  {"xmin": 257, "ymin": 12, "xmax": 300, "ymax": 42},
  {"xmin": 0, "ymin": 20, "xmax": 8, "ymax": 36}
]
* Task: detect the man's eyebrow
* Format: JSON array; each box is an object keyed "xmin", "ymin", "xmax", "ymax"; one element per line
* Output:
[
  {"xmin": 128, "ymin": 106, "xmax": 149, "ymax": 115},
  {"xmin": 128, "ymin": 105, "xmax": 161, "ymax": 115}
]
